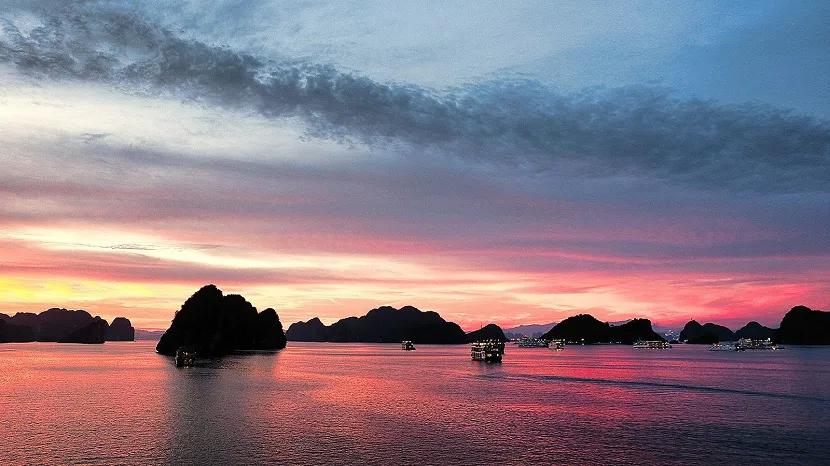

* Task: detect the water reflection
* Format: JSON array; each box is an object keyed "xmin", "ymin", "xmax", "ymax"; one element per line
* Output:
[
  {"xmin": 162, "ymin": 351, "xmax": 286, "ymax": 465},
  {"xmin": 2, "ymin": 342, "xmax": 830, "ymax": 465}
]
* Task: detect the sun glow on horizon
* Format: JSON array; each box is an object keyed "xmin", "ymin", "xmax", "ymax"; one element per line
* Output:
[
  {"xmin": 0, "ymin": 1, "xmax": 828, "ymax": 333},
  {"xmin": 1, "ymin": 223, "xmax": 826, "ymax": 331}
]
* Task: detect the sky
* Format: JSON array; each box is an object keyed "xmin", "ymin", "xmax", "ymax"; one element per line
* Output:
[{"xmin": 0, "ymin": 0, "xmax": 828, "ymax": 331}]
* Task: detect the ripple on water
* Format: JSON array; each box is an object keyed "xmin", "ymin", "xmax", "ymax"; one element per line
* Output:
[{"xmin": 1, "ymin": 342, "xmax": 830, "ymax": 465}]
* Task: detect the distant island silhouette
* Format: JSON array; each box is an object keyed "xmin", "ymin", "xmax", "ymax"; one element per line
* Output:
[
  {"xmin": 679, "ymin": 321, "xmax": 738, "ymax": 344},
  {"xmin": 0, "ymin": 309, "xmax": 134, "ymax": 344},
  {"xmin": 3, "ymin": 300, "xmax": 826, "ymax": 348},
  {"xmin": 286, "ymin": 317, "xmax": 327, "ymax": 342},
  {"xmin": 465, "ymin": 323, "xmax": 508, "ymax": 343},
  {"xmin": 286, "ymin": 305, "xmax": 469, "ymax": 344},
  {"xmin": 155, "ymin": 284, "xmax": 287, "ymax": 357},
  {"xmin": 540, "ymin": 315, "xmax": 664, "ymax": 344},
  {"xmin": 677, "ymin": 306, "xmax": 827, "ymax": 344},
  {"xmin": 107, "ymin": 317, "xmax": 136, "ymax": 341},
  {"xmin": 285, "ymin": 305, "xmax": 830, "ymax": 346},
  {"xmin": 735, "ymin": 321, "xmax": 776, "ymax": 340}
]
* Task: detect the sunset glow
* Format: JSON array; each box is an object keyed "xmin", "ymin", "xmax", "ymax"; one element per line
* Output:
[{"xmin": 1, "ymin": 1, "xmax": 828, "ymax": 332}]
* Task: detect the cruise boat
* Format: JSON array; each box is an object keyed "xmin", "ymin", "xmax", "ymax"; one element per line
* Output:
[
  {"xmin": 471, "ymin": 340, "xmax": 505, "ymax": 362},
  {"xmin": 175, "ymin": 346, "xmax": 197, "ymax": 367},
  {"xmin": 401, "ymin": 340, "xmax": 416, "ymax": 350},
  {"xmin": 709, "ymin": 342, "xmax": 740, "ymax": 351},
  {"xmin": 633, "ymin": 340, "xmax": 672, "ymax": 349},
  {"xmin": 550, "ymin": 339, "xmax": 566, "ymax": 350},
  {"xmin": 736, "ymin": 338, "xmax": 781, "ymax": 350},
  {"xmin": 517, "ymin": 337, "xmax": 551, "ymax": 348}
]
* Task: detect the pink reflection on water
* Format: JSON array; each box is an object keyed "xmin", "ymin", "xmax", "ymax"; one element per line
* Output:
[{"xmin": 2, "ymin": 341, "xmax": 829, "ymax": 465}]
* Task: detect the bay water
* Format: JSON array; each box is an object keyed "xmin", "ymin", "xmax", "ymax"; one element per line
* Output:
[{"xmin": 2, "ymin": 341, "xmax": 829, "ymax": 465}]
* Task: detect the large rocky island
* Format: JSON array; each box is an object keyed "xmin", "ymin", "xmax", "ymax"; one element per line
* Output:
[
  {"xmin": 0, "ymin": 309, "xmax": 135, "ymax": 344},
  {"xmin": 775, "ymin": 305, "xmax": 830, "ymax": 344},
  {"xmin": 287, "ymin": 305, "xmax": 469, "ymax": 343},
  {"xmin": 155, "ymin": 285, "xmax": 287, "ymax": 356}
]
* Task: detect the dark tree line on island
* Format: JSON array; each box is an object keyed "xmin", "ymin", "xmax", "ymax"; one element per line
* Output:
[{"xmin": 0, "ymin": 309, "xmax": 134, "ymax": 344}]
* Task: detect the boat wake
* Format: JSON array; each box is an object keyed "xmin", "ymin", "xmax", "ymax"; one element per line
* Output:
[{"xmin": 480, "ymin": 373, "xmax": 830, "ymax": 402}]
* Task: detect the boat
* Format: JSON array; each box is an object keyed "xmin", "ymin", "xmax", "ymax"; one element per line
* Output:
[
  {"xmin": 709, "ymin": 338, "xmax": 782, "ymax": 351},
  {"xmin": 471, "ymin": 340, "xmax": 505, "ymax": 362},
  {"xmin": 401, "ymin": 340, "xmax": 416, "ymax": 350},
  {"xmin": 175, "ymin": 346, "xmax": 197, "ymax": 367},
  {"xmin": 736, "ymin": 338, "xmax": 781, "ymax": 350},
  {"xmin": 709, "ymin": 342, "xmax": 740, "ymax": 351},
  {"xmin": 633, "ymin": 340, "xmax": 672, "ymax": 349},
  {"xmin": 549, "ymin": 339, "xmax": 565, "ymax": 350},
  {"xmin": 517, "ymin": 337, "xmax": 551, "ymax": 348}
]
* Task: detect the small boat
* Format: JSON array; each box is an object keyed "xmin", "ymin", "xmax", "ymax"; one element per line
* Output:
[
  {"xmin": 175, "ymin": 346, "xmax": 197, "ymax": 367},
  {"xmin": 549, "ymin": 339, "xmax": 565, "ymax": 350},
  {"xmin": 471, "ymin": 340, "xmax": 505, "ymax": 362},
  {"xmin": 633, "ymin": 340, "xmax": 672, "ymax": 349},
  {"xmin": 401, "ymin": 340, "xmax": 416, "ymax": 350}
]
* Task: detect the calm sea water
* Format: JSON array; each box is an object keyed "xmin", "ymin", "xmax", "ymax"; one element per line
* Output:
[{"xmin": 1, "ymin": 341, "xmax": 829, "ymax": 465}]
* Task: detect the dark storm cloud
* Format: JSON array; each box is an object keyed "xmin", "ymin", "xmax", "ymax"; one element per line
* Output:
[{"xmin": 1, "ymin": 5, "xmax": 828, "ymax": 192}]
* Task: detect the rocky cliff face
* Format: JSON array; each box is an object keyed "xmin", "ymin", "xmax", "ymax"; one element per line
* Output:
[
  {"xmin": 0, "ymin": 319, "xmax": 36, "ymax": 343},
  {"xmin": 58, "ymin": 317, "xmax": 108, "ymax": 344},
  {"xmin": 8, "ymin": 312, "xmax": 39, "ymax": 332},
  {"xmin": 36, "ymin": 308, "xmax": 97, "ymax": 341},
  {"xmin": 0, "ymin": 309, "xmax": 112, "ymax": 343},
  {"xmin": 156, "ymin": 285, "xmax": 287, "ymax": 356},
  {"xmin": 612, "ymin": 319, "xmax": 665, "ymax": 344},
  {"xmin": 257, "ymin": 308, "xmax": 288, "ymax": 349},
  {"xmin": 106, "ymin": 317, "xmax": 135, "ymax": 341},
  {"xmin": 774, "ymin": 306, "xmax": 830, "ymax": 344}
]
